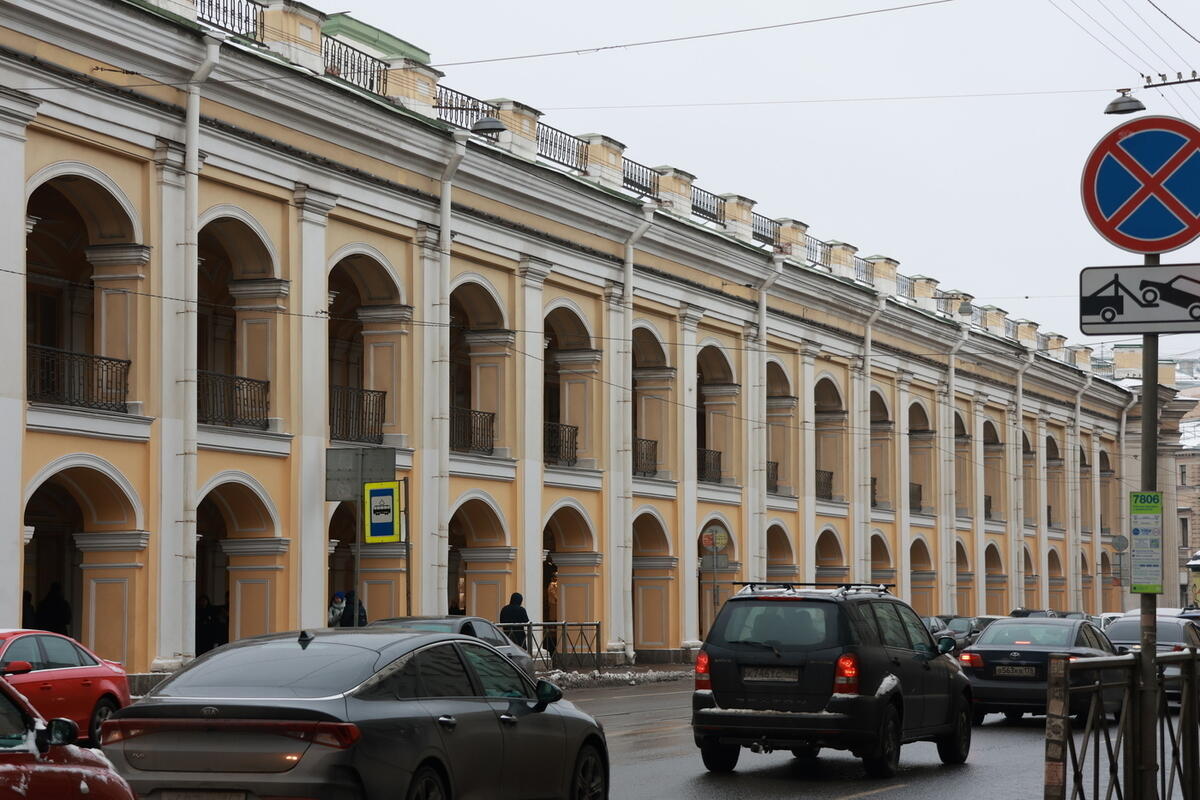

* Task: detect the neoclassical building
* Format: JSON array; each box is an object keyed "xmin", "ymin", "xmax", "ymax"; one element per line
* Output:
[{"xmin": 0, "ymin": 0, "xmax": 1188, "ymax": 672}]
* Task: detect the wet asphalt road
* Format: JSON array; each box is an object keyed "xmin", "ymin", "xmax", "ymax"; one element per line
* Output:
[{"xmin": 567, "ymin": 681, "xmax": 1050, "ymax": 800}]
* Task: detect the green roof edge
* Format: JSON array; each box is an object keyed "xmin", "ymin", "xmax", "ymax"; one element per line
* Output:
[{"xmin": 322, "ymin": 13, "xmax": 430, "ymax": 63}]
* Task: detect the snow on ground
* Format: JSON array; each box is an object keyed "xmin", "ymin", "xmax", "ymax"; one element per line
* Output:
[{"xmin": 542, "ymin": 668, "xmax": 690, "ymax": 689}]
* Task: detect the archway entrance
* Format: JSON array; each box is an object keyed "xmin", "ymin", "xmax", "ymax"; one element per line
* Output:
[
  {"xmin": 956, "ymin": 542, "xmax": 973, "ymax": 614},
  {"xmin": 543, "ymin": 506, "xmax": 598, "ymax": 624},
  {"xmin": 698, "ymin": 520, "xmax": 736, "ymax": 635},
  {"xmin": 985, "ymin": 544, "xmax": 1008, "ymax": 614},
  {"xmin": 447, "ymin": 498, "xmax": 510, "ymax": 619},
  {"xmin": 870, "ymin": 534, "xmax": 893, "ymax": 586},
  {"xmin": 816, "ymin": 529, "xmax": 848, "ymax": 584},
  {"xmin": 910, "ymin": 539, "xmax": 935, "ymax": 615},
  {"xmin": 1048, "ymin": 549, "xmax": 1065, "ymax": 611},
  {"xmin": 632, "ymin": 513, "xmax": 675, "ymax": 653},
  {"xmin": 23, "ymin": 481, "xmax": 84, "ymax": 637}
]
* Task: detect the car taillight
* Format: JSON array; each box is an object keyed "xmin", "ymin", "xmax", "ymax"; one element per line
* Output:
[
  {"xmin": 834, "ymin": 653, "xmax": 859, "ymax": 694},
  {"xmin": 291, "ymin": 722, "xmax": 360, "ymax": 749},
  {"xmin": 959, "ymin": 652, "xmax": 983, "ymax": 669},
  {"xmin": 100, "ymin": 719, "xmax": 360, "ymax": 749},
  {"xmin": 695, "ymin": 650, "xmax": 711, "ymax": 690}
]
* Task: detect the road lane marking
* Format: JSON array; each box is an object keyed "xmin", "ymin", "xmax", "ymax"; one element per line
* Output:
[{"xmin": 835, "ymin": 784, "xmax": 908, "ymax": 800}]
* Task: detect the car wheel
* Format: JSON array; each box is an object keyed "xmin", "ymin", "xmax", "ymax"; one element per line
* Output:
[
  {"xmin": 700, "ymin": 739, "xmax": 739, "ymax": 773},
  {"xmin": 406, "ymin": 765, "xmax": 448, "ymax": 800},
  {"xmin": 1143, "ymin": 288, "xmax": 1159, "ymax": 304},
  {"xmin": 571, "ymin": 743, "xmax": 607, "ymax": 800},
  {"xmin": 862, "ymin": 704, "xmax": 901, "ymax": 778},
  {"xmin": 88, "ymin": 697, "xmax": 118, "ymax": 745},
  {"xmin": 791, "ymin": 744, "xmax": 820, "ymax": 760},
  {"xmin": 1004, "ymin": 711, "xmax": 1023, "ymax": 724},
  {"xmin": 936, "ymin": 699, "xmax": 972, "ymax": 765}
]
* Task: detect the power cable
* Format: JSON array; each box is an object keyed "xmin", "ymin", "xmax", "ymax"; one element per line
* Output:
[
  {"xmin": 1117, "ymin": 0, "xmax": 1200, "ymax": 108},
  {"xmin": 1145, "ymin": 0, "xmax": 1200, "ymax": 47},
  {"xmin": 1046, "ymin": 0, "xmax": 1148, "ymax": 76},
  {"xmin": 1096, "ymin": 0, "xmax": 1200, "ymax": 117}
]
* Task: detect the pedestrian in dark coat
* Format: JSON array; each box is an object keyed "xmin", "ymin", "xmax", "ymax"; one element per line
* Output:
[
  {"xmin": 499, "ymin": 592, "xmax": 530, "ymax": 648},
  {"xmin": 339, "ymin": 591, "xmax": 367, "ymax": 627},
  {"xmin": 36, "ymin": 582, "xmax": 71, "ymax": 635}
]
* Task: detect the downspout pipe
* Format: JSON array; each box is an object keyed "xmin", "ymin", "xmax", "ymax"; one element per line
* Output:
[
  {"xmin": 1072, "ymin": 373, "xmax": 1093, "ymax": 610},
  {"xmin": 620, "ymin": 203, "xmax": 655, "ymax": 662},
  {"xmin": 754, "ymin": 257, "xmax": 784, "ymax": 582},
  {"xmin": 1013, "ymin": 348, "xmax": 1035, "ymax": 605},
  {"xmin": 943, "ymin": 324, "xmax": 969, "ymax": 611},
  {"xmin": 857, "ymin": 295, "xmax": 886, "ymax": 583},
  {"xmin": 436, "ymin": 130, "xmax": 469, "ymax": 612},
  {"xmin": 181, "ymin": 33, "xmax": 222, "ymax": 662}
]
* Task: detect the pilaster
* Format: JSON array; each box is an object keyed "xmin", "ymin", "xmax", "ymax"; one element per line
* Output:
[
  {"xmin": 896, "ymin": 372, "xmax": 913, "ymax": 602},
  {"xmin": 518, "ymin": 256, "xmax": 550, "ymax": 626},
  {"xmin": 801, "ymin": 343, "xmax": 822, "ymax": 584},
  {"xmin": 971, "ymin": 394, "xmax": 987, "ymax": 615},
  {"xmin": 678, "ymin": 303, "xmax": 704, "ymax": 647}
]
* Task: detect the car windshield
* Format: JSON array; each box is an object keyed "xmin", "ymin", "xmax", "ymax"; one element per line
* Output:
[
  {"xmin": 707, "ymin": 600, "xmax": 848, "ymax": 651},
  {"xmin": 947, "ymin": 617, "xmax": 974, "ymax": 633},
  {"xmin": 154, "ymin": 641, "xmax": 380, "ymax": 698},
  {"xmin": 976, "ymin": 622, "xmax": 1073, "ymax": 647},
  {"xmin": 1105, "ymin": 619, "xmax": 1186, "ymax": 643}
]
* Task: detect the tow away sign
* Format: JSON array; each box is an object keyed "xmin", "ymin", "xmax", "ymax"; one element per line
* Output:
[{"xmin": 1080, "ymin": 263, "xmax": 1200, "ymax": 334}]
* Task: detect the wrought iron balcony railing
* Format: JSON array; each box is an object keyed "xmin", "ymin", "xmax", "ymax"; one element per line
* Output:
[
  {"xmin": 544, "ymin": 421, "xmax": 578, "ymax": 467},
  {"xmin": 870, "ymin": 476, "xmax": 879, "ymax": 507},
  {"xmin": 198, "ymin": 370, "xmax": 270, "ymax": 429},
  {"xmin": 897, "ymin": 274, "xmax": 915, "ymax": 299},
  {"xmin": 197, "ymin": 0, "xmax": 264, "ymax": 41},
  {"xmin": 450, "ymin": 406, "xmax": 494, "ymax": 455},
  {"xmin": 751, "ymin": 213, "xmax": 780, "ymax": 247},
  {"xmin": 536, "ymin": 123, "xmax": 588, "ymax": 171},
  {"xmin": 853, "ymin": 256, "xmax": 875, "ymax": 285},
  {"xmin": 27, "ymin": 344, "xmax": 130, "ymax": 413},
  {"xmin": 622, "ymin": 159, "xmax": 659, "ymax": 196},
  {"xmin": 766, "ymin": 460, "xmax": 780, "ymax": 494},
  {"xmin": 816, "ymin": 469, "xmax": 834, "ymax": 500},
  {"xmin": 322, "ymin": 35, "xmax": 389, "ymax": 95},
  {"xmin": 805, "ymin": 235, "xmax": 831, "ymax": 267},
  {"xmin": 984, "ymin": 493, "xmax": 994, "ymax": 520},
  {"xmin": 329, "ymin": 385, "xmax": 386, "ymax": 444},
  {"xmin": 633, "ymin": 438, "xmax": 657, "ymax": 477},
  {"xmin": 435, "ymin": 86, "xmax": 500, "ymax": 134},
  {"xmin": 698, "ymin": 448, "xmax": 722, "ymax": 484},
  {"xmin": 690, "ymin": 186, "xmax": 725, "ymax": 224}
]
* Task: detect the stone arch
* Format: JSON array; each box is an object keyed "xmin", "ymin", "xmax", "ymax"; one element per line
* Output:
[
  {"xmin": 544, "ymin": 297, "xmax": 595, "ymax": 348},
  {"xmin": 197, "ymin": 471, "xmax": 281, "ymax": 537},
  {"xmin": 910, "ymin": 537, "xmax": 934, "ymax": 571},
  {"xmin": 542, "ymin": 500, "xmax": 597, "ymax": 552},
  {"xmin": 765, "ymin": 359, "xmax": 791, "ymax": 396},
  {"xmin": 1024, "ymin": 544, "xmax": 1039, "ymax": 608},
  {"xmin": 26, "ymin": 161, "xmax": 142, "ymax": 244},
  {"xmin": 984, "ymin": 542, "xmax": 1007, "ymax": 614},
  {"xmin": 985, "ymin": 543, "xmax": 1004, "ymax": 574},
  {"xmin": 24, "ymin": 454, "xmax": 144, "ymax": 531},
  {"xmin": 447, "ymin": 495, "xmax": 511, "ymax": 619},
  {"xmin": 698, "ymin": 512, "xmax": 739, "ymax": 562},
  {"xmin": 326, "ymin": 242, "xmax": 406, "ymax": 305},
  {"xmin": 631, "ymin": 510, "xmax": 675, "ymax": 651},
  {"xmin": 909, "ymin": 537, "xmax": 935, "ymax": 615},
  {"xmin": 448, "ymin": 491, "xmax": 510, "ymax": 547},
  {"xmin": 908, "ymin": 399, "xmax": 933, "ymax": 431},
  {"xmin": 543, "ymin": 503, "xmax": 600, "ymax": 624},
  {"xmin": 814, "ymin": 374, "xmax": 844, "ymax": 411},
  {"xmin": 766, "ymin": 523, "xmax": 794, "ymax": 565},
  {"xmin": 1045, "ymin": 434, "xmax": 1062, "ymax": 461},
  {"xmin": 870, "ymin": 533, "xmax": 892, "ymax": 568},
  {"xmin": 983, "ymin": 420, "xmax": 1002, "ymax": 444},
  {"xmin": 198, "ymin": 205, "xmax": 280, "ymax": 279},
  {"xmin": 632, "ymin": 509, "xmax": 672, "ymax": 555},
  {"xmin": 870, "ymin": 389, "xmax": 892, "ymax": 423},
  {"xmin": 815, "ymin": 527, "xmax": 846, "ymax": 569},
  {"xmin": 696, "ymin": 341, "xmax": 735, "ymax": 384},
  {"xmin": 449, "ymin": 273, "xmax": 508, "ymax": 329},
  {"xmin": 632, "ymin": 323, "xmax": 669, "ymax": 368}
]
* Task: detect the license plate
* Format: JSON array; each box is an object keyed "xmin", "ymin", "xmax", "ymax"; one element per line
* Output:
[
  {"xmin": 743, "ymin": 666, "xmax": 798, "ymax": 682},
  {"xmin": 162, "ymin": 793, "xmax": 246, "ymax": 800},
  {"xmin": 994, "ymin": 665, "xmax": 1036, "ymax": 677}
]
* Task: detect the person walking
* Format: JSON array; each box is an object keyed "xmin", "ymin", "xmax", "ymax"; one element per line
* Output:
[
  {"xmin": 499, "ymin": 592, "xmax": 530, "ymax": 648},
  {"xmin": 328, "ymin": 592, "xmax": 347, "ymax": 627},
  {"xmin": 339, "ymin": 590, "xmax": 367, "ymax": 628}
]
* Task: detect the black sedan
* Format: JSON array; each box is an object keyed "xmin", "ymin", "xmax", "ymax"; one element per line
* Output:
[
  {"xmin": 370, "ymin": 615, "xmax": 536, "ymax": 677},
  {"xmin": 958, "ymin": 617, "xmax": 1122, "ymax": 723},
  {"xmin": 1104, "ymin": 616, "xmax": 1200, "ymax": 702},
  {"xmin": 101, "ymin": 628, "xmax": 608, "ymax": 800},
  {"xmin": 1140, "ymin": 275, "xmax": 1200, "ymax": 318}
]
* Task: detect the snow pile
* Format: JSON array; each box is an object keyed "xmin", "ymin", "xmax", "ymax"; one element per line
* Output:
[{"xmin": 541, "ymin": 668, "xmax": 690, "ymax": 689}]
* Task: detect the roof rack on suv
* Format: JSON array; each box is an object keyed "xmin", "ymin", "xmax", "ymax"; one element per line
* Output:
[{"xmin": 732, "ymin": 582, "xmax": 893, "ymax": 596}]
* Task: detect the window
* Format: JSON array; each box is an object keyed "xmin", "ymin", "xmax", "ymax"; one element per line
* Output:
[
  {"xmin": 155, "ymin": 641, "xmax": 378, "ymax": 698},
  {"xmin": 356, "ymin": 654, "xmax": 421, "ymax": 701},
  {"xmin": 415, "ymin": 645, "xmax": 475, "ymax": 698},
  {"xmin": 870, "ymin": 603, "xmax": 913, "ymax": 650},
  {"xmin": 895, "ymin": 604, "xmax": 935, "ymax": 652},
  {"xmin": 0, "ymin": 692, "xmax": 28, "ymax": 748},
  {"xmin": 708, "ymin": 601, "xmax": 846, "ymax": 651},
  {"xmin": 475, "ymin": 622, "xmax": 510, "ymax": 648},
  {"xmin": 977, "ymin": 622, "xmax": 1074, "ymax": 647},
  {"xmin": 1182, "ymin": 518, "xmax": 1191, "ymax": 549},
  {"xmin": 459, "ymin": 643, "xmax": 529, "ymax": 699},
  {"xmin": 1, "ymin": 637, "xmax": 42, "ymax": 670},
  {"xmin": 1182, "ymin": 465, "xmax": 1188, "ymax": 486},
  {"xmin": 38, "ymin": 636, "xmax": 83, "ymax": 669}
]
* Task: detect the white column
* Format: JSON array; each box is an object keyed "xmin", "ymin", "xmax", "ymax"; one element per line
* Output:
[
  {"xmin": 800, "ymin": 344, "xmax": 820, "ymax": 583},
  {"xmin": 603, "ymin": 282, "xmax": 631, "ymax": 653},
  {"xmin": 1068, "ymin": 419, "xmax": 1083, "ymax": 611},
  {"xmin": 1008, "ymin": 402, "xmax": 1025, "ymax": 608},
  {"xmin": 1091, "ymin": 434, "xmax": 1103, "ymax": 612},
  {"xmin": 415, "ymin": 226, "xmax": 440, "ymax": 614},
  {"xmin": 851, "ymin": 363, "xmax": 870, "ymax": 582},
  {"xmin": 153, "ymin": 141, "xmax": 188, "ymax": 668},
  {"xmin": 293, "ymin": 185, "xmax": 337, "ymax": 629},
  {"xmin": 0, "ymin": 88, "xmax": 39, "ymax": 629},
  {"xmin": 896, "ymin": 373, "xmax": 912, "ymax": 600},
  {"xmin": 1036, "ymin": 416, "xmax": 1049, "ymax": 604},
  {"xmin": 972, "ymin": 394, "xmax": 987, "ymax": 615},
  {"xmin": 518, "ymin": 257, "xmax": 550, "ymax": 626},
  {"xmin": 744, "ymin": 326, "xmax": 765, "ymax": 581},
  {"xmin": 679, "ymin": 304, "xmax": 703, "ymax": 647},
  {"xmin": 938, "ymin": 387, "xmax": 957, "ymax": 612}
]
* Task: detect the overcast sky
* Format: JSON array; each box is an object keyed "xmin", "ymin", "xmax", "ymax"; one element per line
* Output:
[{"xmin": 343, "ymin": 0, "xmax": 1200, "ymax": 360}]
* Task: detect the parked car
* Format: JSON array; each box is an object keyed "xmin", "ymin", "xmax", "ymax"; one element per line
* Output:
[
  {"xmin": 0, "ymin": 669, "xmax": 135, "ymax": 800},
  {"xmin": 944, "ymin": 616, "xmax": 1005, "ymax": 649},
  {"xmin": 1009, "ymin": 608, "xmax": 1058, "ymax": 618},
  {"xmin": 1103, "ymin": 616, "xmax": 1200, "ymax": 703},
  {"xmin": 102, "ymin": 628, "xmax": 607, "ymax": 800},
  {"xmin": 369, "ymin": 615, "xmax": 536, "ymax": 677},
  {"xmin": 1099, "ymin": 612, "xmax": 1124, "ymax": 629},
  {"xmin": 691, "ymin": 583, "xmax": 970, "ymax": 779},
  {"xmin": 958, "ymin": 617, "xmax": 1122, "ymax": 723},
  {"xmin": 0, "ymin": 628, "xmax": 130, "ymax": 743}
]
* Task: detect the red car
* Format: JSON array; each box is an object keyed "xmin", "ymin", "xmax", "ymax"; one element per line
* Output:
[
  {"xmin": 0, "ymin": 630, "xmax": 131, "ymax": 743},
  {"xmin": 0, "ymin": 672, "xmax": 135, "ymax": 799}
]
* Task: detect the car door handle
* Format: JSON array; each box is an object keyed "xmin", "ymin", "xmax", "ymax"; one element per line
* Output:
[
  {"xmin": 889, "ymin": 657, "xmax": 901, "ymax": 666},
  {"xmin": 80, "ymin": 680, "xmax": 93, "ymax": 687},
  {"xmin": 38, "ymin": 683, "xmax": 52, "ymax": 691},
  {"xmin": 437, "ymin": 715, "xmax": 457, "ymax": 731},
  {"xmin": 499, "ymin": 714, "xmax": 518, "ymax": 726}
]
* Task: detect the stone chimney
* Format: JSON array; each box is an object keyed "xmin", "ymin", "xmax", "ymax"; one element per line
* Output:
[
  {"xmin": 261, "ymin": 1, "xmax": 326, "ymax": 74},
  {"xmin": 1068, "ymin": 345, "xmax": 1093, "ymax": 371},
  {"xmin": 1015, "ymin": 319, "xmax": 1039, "ymax": 348},
  {"xmin": 719, "ymin": 194, "xmax": 755, "ymax": 243},
  {"xmin": 1043, "ymin": 332, "xmax": 1068, "ymax": 359},
  {"xmin": 386, "ymin": 60, "xmax": 442, "ymax": 118},
  {"xmin": 827, "ymin": 242, "xmax": 858, "ymax": 281},
  {"xmin": 580, "ymin": 134, "xmax": 625, "ymax": 191},
  {"xmin": 981, "ymin": 305, "xmax": 1008, "ymax": 337},
  {"xmin": 866, "ymin": 256, "xmax": 899, "ymax": 297},
  {"xmin": 487, "ymin": 99, "xmax": 542, "ymax": 160},
  {"xmin": 775, "ymin": 219, "xmax": 809, "ymax": 260},
  {"xmin": 911, "ymin": 275, "xmax": 940, "ymax": 312},
  {"xmin": 655, "ymin": 166, "xmax": 695, "ymax": 218}
]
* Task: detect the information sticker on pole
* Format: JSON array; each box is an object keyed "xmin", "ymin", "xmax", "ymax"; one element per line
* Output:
[{"xmin": 1129, "ymin": 491, "xmax": 1164, "ymax": 594}]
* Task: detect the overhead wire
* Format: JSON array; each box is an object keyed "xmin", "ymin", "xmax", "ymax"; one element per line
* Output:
[
  {"xmin": 1095, "ymin": 0, "xmax": 1200, "ymax": 117},
  {"xmin": 1117, "ymin": 0, "xmax": 1200, "ymax": 108},
  {"xmin": 1145, "ymin": 0, "xmax": 1200, "ymax": 48}
]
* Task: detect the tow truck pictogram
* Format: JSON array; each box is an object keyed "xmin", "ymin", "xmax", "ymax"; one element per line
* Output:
[{"xmin": 1081, "ymin": 273, "xmax": 1159, "ymax": 322}]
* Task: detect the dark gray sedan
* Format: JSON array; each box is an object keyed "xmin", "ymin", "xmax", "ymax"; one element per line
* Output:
[
  {"xmin": 100, "ymin": 629, "xmax": 608, "ymax": 800},
  {"xmin": 370, "ymin": 615, "xmax": 536, "ymax": 678}
]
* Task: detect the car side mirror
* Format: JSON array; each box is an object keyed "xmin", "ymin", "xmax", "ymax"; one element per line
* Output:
[
  {"xmin": 970, "ymin": 629, "xmax": 981, "ymax": 637},
  {"xmin": 937, "ymin": 637, "xmax": 957, "ymax": 655},
  {"xmin": 34, "ymin": 718, "xmax": 77, "ymax": 754},
  {"xmin": 1116, "ymin": 645, "xmax": 1130, "ymax": 655},
  {"xmin": 1, "ymin": 661, "xmax": 32, "ymax": 676},
  {"xmin": 534, "ymin": 679, "xmax": 563, "ymax": 711}
]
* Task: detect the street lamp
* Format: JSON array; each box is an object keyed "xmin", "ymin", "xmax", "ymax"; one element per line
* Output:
[
  {"xmin": 1105, "ymin": 89, "xmax": 1146, "ymax": 115},
  {"xmin": 469, "ymin": 116, "xmax": 506, "ymax": 135}
]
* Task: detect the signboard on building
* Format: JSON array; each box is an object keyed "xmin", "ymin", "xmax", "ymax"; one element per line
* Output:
[
  {"xmin": 1130, "ymin": 491, "xmax": 1164, "ymax": 594},
  {"xmin": 363, "ymin": 480, "xmax": 403, "ymax": 544}
]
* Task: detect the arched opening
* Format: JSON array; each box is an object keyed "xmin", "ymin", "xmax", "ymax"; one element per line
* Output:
[
  {"xmin": 815, "ymin": 529, "xmax": 847, "ymax": 582},
  {"xmin": 766, "ymin": 363, "xmax": 796, "ymax": 495},
  {"xmin": 1045, "ymin": 435, "xmax": 1065, "ymax": 530},
  {"xmin": 954, "ymin": 412, "xmax": 972, "ymax": 518},
  {"xmin": 696, "ymin": 345, "xmax": 738, "ymax": 484},
  {"xmin": 449, "ymin": 282, "xmax": 507, "ymax": 454},
  {"xmin": 908, "ymin": 402, "xmax": 934, "ymax": 514},
  {"xmin": 23, "ymin": 464, "xmax": 140, "ymax": 663},
  {"xmin": 1100, "ymin": 550, "xmax": 1119, "ymax": 612},
  {"xmin": 909, "ymin": 538, "xmax": 935, "ymax": 615},
  {"xmin": 327, "ymin": 254, "xmax": 405, "ymax": 444},
  {"xmin": 870, "ymin": 534, "xmax": 893, "ymax": 585},
  {"xmin": 1022, "ymin": 433, "xmax": 1036, "ymax": 527},
  {"xmin": 982, "ymin": 420, "xmax": 1004, "ymax": 521},
  {"xmin": 698, "ymin": 519, "xmax": 736, "ymax": 634},
  {"xmin": 1047, "ymin": 548, "xmax": 1065, "ymax": 611},
  {"xmin": 956, "ymin": 541, "xmax": 973, "ymax": 613},
  {"xmin": 196, "ymin": 217, "xmax": 278, "ymax": 429},
  {"xmin": 814, "ymin": 378, "xmax": 846, "ymax": 500},
  {"xmin": 447, "ymin": 498, "xmax": 509, "ymax": 618},
  {"xmin": 326, "ymin": 498, "xmax": 408, "ymax": 627},
  {"xmin": 26, "ymin": 176, "xmax": 140, "ymax": 412},
  {"xmin": 1078, "ymin": 446, "xmax": 1094, "ymax": 533},
  {"xmin": 767, "ymin": 525, "xmax": 795, "ymax": 579},
  {"xmin": 984, "ymin": 543, "xmax": 1008, "ymax": 614},
  {"xmin": 632, "ymin": 327, "xmax": 672, "ymax": 478},
  {"xmin": 195, "ymin": 480, "xmax": 279, "ymax": 652},
  {"xmin": 543, "ymin": 307, "xmax": 595, "ymax": 466},
  {"xmin": 1080, "ymin": 551, "xmax": 1095, "ymax": 614},
  {"xmin": 1024, "ymin": 545, "xmax": 1039, "ymax": 609},
  {"xmin": 543, "ymin": 505, "xmax": 598, "ymax": 625},
  {"xmin": 869, "ymin": 391, "xmax": 894, "ymax": 509},
  {"xmin": 632, "ymin": 512, "xmax": 675, "ymax": 651},
  {"xmin": 1099, "ymin": 449, "xmax": 1115, "ymax": 534}
]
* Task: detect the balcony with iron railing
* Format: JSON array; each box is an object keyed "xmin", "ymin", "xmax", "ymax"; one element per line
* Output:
[
  {"xmin": 322, "ymin": 35, "xmax": 388, "ymax": 95},
  {"xmin": 936, "ymin": 293, "xmax": 956, "ymax": 314},
  {"xmin": 633, "ymin": 438, "xmax": 657, "ymax": 477},
  {"xmin": 984, "ymin": 494, "xmax": 994, "ymax": 520},
  {"xmin": 544, "ymin": 421, "xmax": 578, "ymax": 467},
  {"xmin": 816, "ymin": 469, "xmax": 834, "ymax": 500},
  {"xmin": 197, "ymin": 0, "xmax": 264, "ymax": 40},
  {"xmin": 766, "ymin": 460, "xmax": 779, "ymax": 494},
  {"xmin": 970, "ymin": 304, "xmax": 986, "ymax": 328},
  {"xmin": 853, "ymin": 256, "xmax": 875, "ymax": 285},
  {"xmin": 751, "ymin": 213, "xmax": 780, "ymax": 247},
  {"xmin": 622, "ymin": 159, "xmax": 659, "ymax": 197},
  {"xmin": 436, "ymin": 86, "xmax": 500, "ymax": 133},
  {"xmin": 329, "ymin": 385, "xmax": 385, "ymax": 444},
  {"xmin": 897, "ymin": 274, "xmax": 915, "ymax": 299},
  {"xmin": 698, "ymin": 448, "xmax": 722, "ymax": 484},
  {"xmin": 27, "ymin": 344, "xmax": 130, "ymax": 413},
  {"xmin": 450, "ymin": 406, "xmax": 495, "ymax": 455},
  {"xmin": 805, "ymin": 235, "xmax": 831, "ymax": 267},
  {"xmin": 691, "ymin": 186, "xmax": 725, "ymax": 224},
  {"xmin": 198, "ymin": 370, "xmax": 270, "ymax": 429},
  {"xmin": 536, "ymin": 123, "xmax": 588, "ymax": 171}
]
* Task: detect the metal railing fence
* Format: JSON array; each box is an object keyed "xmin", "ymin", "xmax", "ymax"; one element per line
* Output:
[
  {"xmin": 322, "ymin": 35, "xmax": 388, "ymax": 95},
  {"xmin": 751, "ymin": 213, "xmax": 780, "ymax": 246},
  {"xmin": 449, "ymin": 406, "xmax": 494, "ymax": 455},
  {"xmin": 816, "ymin": 468, "xmax": 834, "ymax": 500},
  {"xmin": 766, "ymin": 460, "xmax": 780, "ymax": 494},
  {"xmin": 543, "ymin": 421, "xmax": 578, "ymax": 466},
  {"xmin": 197, "ymin": 0, "xmax": 264, "ymax": 40},
  {"xmin": 622, "ymin": 159, "xmax": 659, "ymax": 196},
  {"xmin": 698, "ymin": 448, "xmax": 722, "ymax": 483},
  {"xmin": 498, "ymin": 622, "xmax": 602, "ymax": 671},
  {"xmin": 435, "ymin": 86, "xmax": 500, "ymax": 132},
  {"xmin": 197, "ymin": 370, "xmax": 269, "ymax": 429},
  {"xmin": 27, "ymin": 344, "xmax": 130, "ymax": 413},
  {"xmin": 853, "ymin": 256, "xmax": 875, "ymax": 285},
  {"xmin": 633, "ymin": 437, "xmax": 657, "ymax": 477},
  {"xmin": 329, "ymin": 384, "xmax": 386, "ymax": 444},
  {"xmin": 805, "ymin": 235, "xmax": 831, "ymax": 267},
  {"xmin": 691, "ymin": 186, "xmax": 726, "ymax": 224},
  {"xmin": 910, "ymin": 482, "xmax": 923, "ymax": 511},
  {"xmin": 897, "ymin": 274, "xmax": 916, "ymax": 299},
  {"xmin": 536, "ymin": 123, "xmax": 588, "ymax": 171}
]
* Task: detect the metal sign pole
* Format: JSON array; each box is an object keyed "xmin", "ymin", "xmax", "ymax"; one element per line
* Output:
[
  {"xmin": 353, "ymin": 449, "xmax": 363, "ymax": 629},
  {"xmin": 403, "ymin": 477, "xmax": 412, "ymax": 616},
  {"xmin": 1137, "ymin": 252, "xmax": 1160, "ymax": 799}
]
